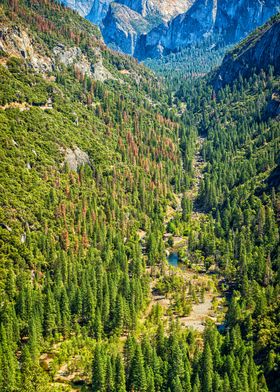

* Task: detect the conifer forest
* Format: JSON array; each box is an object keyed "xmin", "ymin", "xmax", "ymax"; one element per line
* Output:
[{"xmin": 0, "ymin": 1, "xmax": 279, "ymax": 391}]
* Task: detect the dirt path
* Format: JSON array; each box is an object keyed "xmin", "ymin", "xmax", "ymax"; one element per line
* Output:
[
  {"xmin": 180, "ymin": 294, "xmax": 214, "ymax": 332},
  {"xmin": 0, "ymin": 100, "xmax": 53, "ymax": 111}
]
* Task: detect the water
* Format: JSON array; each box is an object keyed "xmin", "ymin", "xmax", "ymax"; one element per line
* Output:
[{"xmin": 167, "ymin": 252, "xmax": 179, "ymax": 267}]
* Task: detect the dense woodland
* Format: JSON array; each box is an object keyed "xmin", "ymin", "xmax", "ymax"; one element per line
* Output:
[{"xmin": 0, "ymin": 1, "xmax": 279, "ymax": 391}]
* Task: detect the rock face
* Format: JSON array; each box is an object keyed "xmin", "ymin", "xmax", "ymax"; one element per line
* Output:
[
  {"xmin": 0, "ymin": 26, "xmax": 52, "ymax": 72},
  {"xmin": 212, "ymin": 15, "xmax": 280, "ymax": 89},
  {"xmin": 101, "ymin": 0, "xmax": 194, "ymax": 55},
  {"xmin": 61, "ymin": 0, "xmax": 280, "ymax": 58},
  {"xmin": 101, "ymin": 3, "xmax": 151, "ymax": 54},
  {"xmin": 116, "ymin": 0, "xmax": 194, "ymax": 21},
  {"xmin": 136, "ymin": 0, "xmax": 280, "ymax": 59},
  {"xmin": 61, "ymin": 0, "xmax": 114, "ymax": 23},
  {"xmin": 63, "ymin": 147, "xmax": 91, "ymax": 172},
  {"xmin": 86, "ymin": 0, "xmax": 114, "ymax": 24},
  {"xmin": 53, "ymin": 45, "xmax": 92, "ymax": 76},
  {"xmin": 62, "ymin": 0, "xmax": 194, "ymax": 55},
  {"xmin": 62, "ymin": 0, "xmax": 95, "ymax": 16},
  {"xmin": 0, "ymin": 25, "xmax": 114, "ymax": 82}
]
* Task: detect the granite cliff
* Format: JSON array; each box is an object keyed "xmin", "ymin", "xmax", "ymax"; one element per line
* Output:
[
  {"xmin": 135, "ymin": 0, "xmax": 280, "ymax": 59},
  {"xmin": 61, "ymin": 0, "xmax": 280, "ymax": 59},
  {"xmin": 212, "ymin": 13, "xmax": 280, "ymax": 89}
]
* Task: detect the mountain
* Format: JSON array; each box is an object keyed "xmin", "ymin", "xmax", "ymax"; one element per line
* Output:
[
  {"xmin": 61, "ymin": 0, "xmax": 280, "ymax": 59},
  {"xmin": 61, "ymin": 0, "xmax": 194, "ymax": 54},
  {"xmin": 62, "ymin": 0, "xmax": 193, "ymax": 23},
  {"xmin": 86, "ymin": 0, "xmax": 113, "ymax": 24},
  {"xmin": 115, "ymin": 0, "xmax": 193, "ymax": 22},
  {"xmin": 212, "ymin": 13, "xmax": 280, "ymax": 89},
  {"xmin": 101, "ymin": 0, "xmax": 194, "ymax": 55},
  {"xmin": 136, "ymin": 0, "xmax": 280, "ymax": 59},
  {"xmin": 61, "ymin": 0, "xmax": 113, "ymax": 24},
  {"xmin": 101, "ymin": 3, "xmax": 151, "ymax": 54}
]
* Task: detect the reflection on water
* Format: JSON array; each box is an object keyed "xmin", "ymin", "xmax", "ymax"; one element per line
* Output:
[{"xmin": 167, "ymin": 252, "xmax": 179, "ymax": 267}]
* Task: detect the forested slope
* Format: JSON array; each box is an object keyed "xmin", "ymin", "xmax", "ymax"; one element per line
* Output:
[
  {"xmin": 172, "ymin": 23, "xmax": 280, "ymax": 390},
  {"xmin": 0, "ymin": 1, "xmax": 188, "ymax": 390},
  {"xmin": 213, "ymin": 13, "xmax": 280, "ymax": 89}
]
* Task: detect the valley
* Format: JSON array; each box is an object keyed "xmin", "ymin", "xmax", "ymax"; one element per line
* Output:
[
  {"xmin": 0, "ymin": 1, "xmax": 279, "ymax": 392},
  {"xmin": 36, "ymin": 130, "xmax": 226, "ymax": 391}
]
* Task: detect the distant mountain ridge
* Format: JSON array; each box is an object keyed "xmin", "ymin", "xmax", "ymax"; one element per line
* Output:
[
  {"xmin": 62, "ymin": 0, "xmax": 280, "ymax": 59},
  {"xmin": 62, "ymin": 0, "xmax": 194, "ymax": 27},
  {"xmin": 135, "ymin": 0, "xmax": 280, "ymax": 59},
  {"xmin": 61, "ymin": 0, "xmax": 195, "ymax": 54}
]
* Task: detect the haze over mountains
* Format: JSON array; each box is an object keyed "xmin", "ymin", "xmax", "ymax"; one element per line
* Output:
[{"xmin": 62, "ymin": 0, "xmax": 280, "ymax": 58}]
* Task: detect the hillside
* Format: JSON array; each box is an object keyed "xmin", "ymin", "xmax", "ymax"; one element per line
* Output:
[
  {"xmin": 0, "ymin": 1, "xmax": 187, "ymax": 390},
  {"xmin": 0, "ymin": 1, "xmax": 280, "ymax": 392},
  {"xmin": 212, "ymin": 13, "xmax": 280, "ymax": 89}
]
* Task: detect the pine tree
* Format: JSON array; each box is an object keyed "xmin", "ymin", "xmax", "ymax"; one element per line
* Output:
[
  {"xmin": 92, "ymin": 344, "xmax": 106, "ymax": 392},
  {"xmin": 20, "ymin": 346, "xmax": 50, "ymax": 392},
  {"xmin": 115, "ymin": 354, "xmax": 126, "ymax": 392},
  {"xmin": 129, "ymin": 344, "xmax": 146, "ymax": 392},
  {"xmin": 146, "ymin": 366, "xmax": 155, "ymax": 392},
  {"xmin": 0, "ymin": 324, "xmax": 17, "ymax": 392},
  {"xmin": 105, "ymin": 356, "xmax": 115, "ymax": 392},
  {"xmin": 201, "ymin": 343, "xmax": 213, "ymax": 392},
  {"xmin": 183, "ymin": 368, "xmax": 192, "ymax": 392},
  {"xmin": 172, "ymin": 375, "xmax": 183, "ymax": 392},
  {"xmin": 60, "ymin": 286, "xmax": 71, "ymax": 337}
]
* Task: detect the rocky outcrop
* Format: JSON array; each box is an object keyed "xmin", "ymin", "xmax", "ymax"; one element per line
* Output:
[
  {"xmin": 212, "ymin": 15, "xmax": 280, "ymax": 89},
  {"xmin": 136, "ymin": 0, "xmax": 280, "ymax": 59},
  {"xmin": 53, "ymin": 45, "xmax": 92, "ymax": 76},
  {"xmin": 0, "ymin": 26, "xmax": 52, "ymax": 72},
  {"xmin": 63, "ymin": 147, "xmax": 91, "ymax": 172},
  {"xmin": 92, "ymin": 54, "xmax": 114, "ymax": 81},
  {"xmin": 86, "ymin": 0, "xmax": 114, "ymax": 23},
  {"xmin": 101, "ymin": 3, "xmax": 151, "ymax": 54},
  {"xmin": 0, "ymin": 25, "xmax": 113, "ymax": 82}
]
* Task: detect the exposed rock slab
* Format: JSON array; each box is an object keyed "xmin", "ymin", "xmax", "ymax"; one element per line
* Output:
[
  {"xmin": 62, "ymin": 147, "xmax": 91, "ymax": 172},
  {"xmin": 0, "ymin": 26, "xmax": 52, "ymax": 72}
]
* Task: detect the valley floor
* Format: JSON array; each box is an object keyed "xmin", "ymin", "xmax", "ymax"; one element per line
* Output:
[{"xmin": 39, "ymin": 132, "xmax": 227, "ymax": 391}]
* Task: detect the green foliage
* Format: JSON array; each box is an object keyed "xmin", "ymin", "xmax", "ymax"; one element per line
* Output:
[{"xmin": 0, "ymin": 1, "xmax": 279, "ymax": 392}]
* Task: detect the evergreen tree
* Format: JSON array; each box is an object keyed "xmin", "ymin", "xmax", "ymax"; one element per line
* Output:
[
  {"xmin": 129, "ymin": 344, "xmax": 146, "ymax": 392},
  {"xmin": 92, "ymin": 344, "xmax": 106, "ymax": 392},
  {"xmin": 201, "ymin": 343, "xmax": 213, "ymax": 392},
  {"xmin": 115, "ymin": 354, "xmax": 126, "ymax": 392}
]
